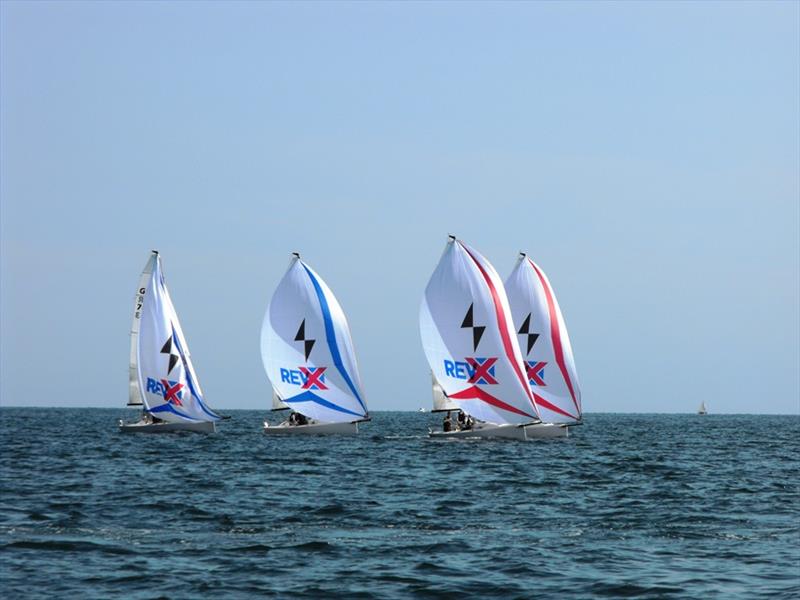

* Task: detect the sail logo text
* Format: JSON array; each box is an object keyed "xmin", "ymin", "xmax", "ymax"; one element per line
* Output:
[
  {"xmin": 146, "ymin": 378, "xmax": 185, "ymax": 406},
  {"xmin": 280, "ymin": 366, "xmax": 328, "ymax": 390},
  {"xmin": 443, "ymin": 358, "xmax": 498, "ymax": 385}
]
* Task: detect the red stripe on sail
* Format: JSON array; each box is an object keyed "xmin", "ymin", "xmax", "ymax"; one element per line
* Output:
[
  {"xmin": 528, "ymin": 259, "xmax": 580, "ymax": 415},
  {"xmin": 533, "ymin": 392, "xmax": 578, "ymax": 421},
  {"xmin": 460, "ymin": 244, "xmax": 539, "ymax": 416},
  {"xmin": 450, "ymin": 385, "xmax": 536, "ymax": 419}
]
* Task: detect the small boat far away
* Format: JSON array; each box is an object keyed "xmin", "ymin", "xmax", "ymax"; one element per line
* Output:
[
  {"xmin": 260, "ymin": 253, "xmax": 370, "ymax": 435},
  {"xmin": 120, "ymin": 251, "xmax": 223, "ymax": 433},
  {"xmin": 420, "ymin": 237, "xmax": 566, "ymax": 440},
  {"xmin": 698, "ymin": 401, "xmax": 708, "ymax": 415}
]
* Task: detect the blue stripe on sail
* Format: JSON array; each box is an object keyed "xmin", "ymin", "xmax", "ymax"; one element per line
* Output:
[
  {"xmin": 301, "ymin": 264, "xmax": 368, "ymax": 415},
  {"xmin": 149, "ymin": 403, "xmax": 201, "ymax": 421},
  {"xmin": 170, "ymin": 326, "xmax": 221, "ymax": 421},
  {"xmin": 284, "ymin": 390, "xmax": 363, "ymax": 417}
]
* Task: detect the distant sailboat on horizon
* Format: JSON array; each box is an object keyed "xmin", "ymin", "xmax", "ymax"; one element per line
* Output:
[{"xmin": 698, "ymin": 401, "xmax": 708, "ymax": 415}]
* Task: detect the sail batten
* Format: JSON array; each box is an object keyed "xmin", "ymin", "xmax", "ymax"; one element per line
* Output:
[
  {"xmin": 505, "ymin": 254, "xmax": 582, "ymax": 424},
  {"xmin": 261, "ymin": 256, "xmax": 369, "ymax": 423},
  {"xmin": 419, "ymin": 238, "xmax": 539, "ymax": 425}
]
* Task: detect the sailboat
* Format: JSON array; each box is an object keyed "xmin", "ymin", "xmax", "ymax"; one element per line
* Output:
[
  {"xmin": 260, "ymin": 253, "xmax": 370, "ymax": 435},
  {"xmin": 698, "ymin": 401, "xmax": 708, "ymax": 415},
  {"xmin": 119, "ymin": 251, "xmax": 222, "ymax": 433},
  {"xmin": 504, "ymin": 252, "xmax": 582, "ymax": 427},
  {"xmin": 420, "ymin": 237, "xmax": 566, "ymax": 439}
]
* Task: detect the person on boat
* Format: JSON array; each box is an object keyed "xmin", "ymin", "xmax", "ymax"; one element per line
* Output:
[
  {"xmin": 457, "ymin": 410, "xmax": 466, "ymax": 430},
  {"xmin": 442, "ymin": 411, "xmax": 453, "ymax": 432},
  {"xmin": 296, "ymin": 413, "xmax": 308, "ymax": 426},
  {"xmin": 289, "ymin": 412, "xmax": 298, "ymax": 426}
]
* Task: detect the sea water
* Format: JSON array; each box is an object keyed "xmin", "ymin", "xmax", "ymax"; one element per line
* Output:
[{"xmin": 1, "ymin": 409, "xmax": 798, "ymax": 598}]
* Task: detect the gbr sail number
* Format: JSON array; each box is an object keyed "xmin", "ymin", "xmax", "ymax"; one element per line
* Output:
[{"xmin": 134, "ymin": 287, "xmax": 145, "ymax": 319}]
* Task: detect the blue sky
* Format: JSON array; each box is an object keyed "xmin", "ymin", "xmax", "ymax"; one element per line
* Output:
[{"xmin": 1, "ymin": 1, "xmax": 798, "ymax": 413}]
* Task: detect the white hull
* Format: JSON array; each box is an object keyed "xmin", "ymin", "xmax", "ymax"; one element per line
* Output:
[
  {"xmin": 429, "ymin": 422, "xmax": 568, "ymax": 440},
  {"xmin": 262, "ymin": 421, "xmax": 359, "ymax": 436},
  {"xmin": 118, "ymin": 419, "xmax": 216, "ymax": 433}
]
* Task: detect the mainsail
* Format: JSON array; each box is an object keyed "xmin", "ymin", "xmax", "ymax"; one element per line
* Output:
[
  {"xmin": 431, "ymin": 372, "xmax": 459, "ymax": 412},
  {"xmin": 260, "ymin": 254, "xmax": 369, "ymax": 423},
  {"xmin": 419, "ymin": 238, "xmax": 540, "ymax": 425},
  {"xmin": 131, "ymin": 251, "xmax": 221, "ymax": 423},
  {"xmin": 505, "ymin": 253, "xmax": 582, "ymax": 424},
  {"xmin": 272, "ymin": 388, "xmax": 290, "ymax": 411}
]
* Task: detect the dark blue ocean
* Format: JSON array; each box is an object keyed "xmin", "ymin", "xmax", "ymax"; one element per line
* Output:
[{"xmin": 1, "ymin": 409, "xmax": 798, "ymax": 598}]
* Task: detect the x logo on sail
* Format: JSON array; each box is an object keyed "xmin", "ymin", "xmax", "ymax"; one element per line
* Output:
[
  {"xmin": 299, "ymin": 366, "xmax": 328, "ymax": 390},
  {"xmin": 160, "ymin": 379, "xmax": 185, "ymax": 406},
  {"xmin": 526, "ymin": 361, "xmax": 547, "ymax": 386},
  {"xmin": 466, "ymin": 357, "xmax": 498, "ymax": 385}
]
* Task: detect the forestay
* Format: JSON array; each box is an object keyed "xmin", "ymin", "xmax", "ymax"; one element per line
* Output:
[
  {"xmin": 505, "ymin": 254, "xmax": 582, "ymax": 424},
  {"xmin": 133, "ymin": 251, "xmax": 221, "ymax": 423},
  {"xmin": 419, "ymin": 238, "xmax": 540, "ymax": 425},
  {"xmin": 260, "ymin": 255, "xmax": 369, "ymax": 423}
]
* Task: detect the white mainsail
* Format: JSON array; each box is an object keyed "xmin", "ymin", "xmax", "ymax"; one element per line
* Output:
[
  {"xmin": 505, "ymin": 253, "xmax": 582, "ymax": 424},
  {"xmin": 260, "ymin": 254, "xmax": 369, "ymax": 423},
  {"xmin": 131, "ymin": 251, "xmax": 221, "ymax": 423},
  {"xmin": 419, "ymin": 238, "xmax": 540, "ymax": 425},
  {"xmin": 272, "ymin": 388, "xmax": 290, "ymax": 411},
  {"xmin": 431, "ymin": 372, "xmax": 459, "ymax": 412}
]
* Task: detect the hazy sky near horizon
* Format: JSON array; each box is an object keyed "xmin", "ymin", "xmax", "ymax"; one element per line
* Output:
[{"xmin": 1, "ymin": 1, "xmax": 798, "ymax": 414}]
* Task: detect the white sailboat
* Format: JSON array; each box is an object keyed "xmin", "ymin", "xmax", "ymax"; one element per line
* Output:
[
  {"xmin": 260, "ymin": 253, "xmax": 369, "ymax": 435},
  {"xmin": 120, "ymin": 251, "xmax": 222, "ymax": 433},
  {"xmin": 698, "ymin": 401, "xmax": 708, "ymax": 415},
  {"xmin": 505, "ymin": 253, "xmax": 583, "ymax": 427},
  {"xmin": 419, "ymin": 237, "xmax": 566, "ymax": 439}
]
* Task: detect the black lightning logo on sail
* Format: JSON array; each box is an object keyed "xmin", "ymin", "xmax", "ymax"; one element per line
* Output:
[
  {"xmin": 461, "ymin": 303, "xmax": 485, "ymax": 352},
  {"xmin": 294, "ymin": 319, "xmax": 315, "ymax": 361},
  {"xmin": 160, "ymin": 335, "xmax": 181, "ymax": 374},
  {"xmin": 517, "ymin": 312, "xmax": 540, "ymax": 355}
]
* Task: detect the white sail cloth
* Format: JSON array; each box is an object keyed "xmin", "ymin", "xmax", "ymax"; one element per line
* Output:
[
  {"xmin": 260, "ymin": 256, "xmax": 369, "ymax": 423},
  {"xmin": 505, "ymin": 254, "xmax": 582, "ymax": 423},
  {"xmin": 431, "ymin": 373, "xmax": 459, "ymax": 412},
  {"xmin": 419, "ymin": 238, "xmax": 540, "ymax": 425},
  {"xmin": 132, "ymin": 252, "xmax": 220, "ymax": 423}
]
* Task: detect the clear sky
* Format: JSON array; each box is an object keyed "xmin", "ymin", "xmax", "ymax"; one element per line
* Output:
[{"xmin": 1, "ymin": 1, "xmax": 798, "ymax": 414}]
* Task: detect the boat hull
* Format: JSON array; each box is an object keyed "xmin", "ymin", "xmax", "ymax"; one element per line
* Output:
[
  {"xmin": 118, "ymin": 420, "xmax": 216, "ymax": 433},
  {"xmin": 262, "ymin": 421, "xmax": 359, "ymax": 436},
  {"xmin": 429, "ymin": 422, "xmax": 568, "ymax": 440}
]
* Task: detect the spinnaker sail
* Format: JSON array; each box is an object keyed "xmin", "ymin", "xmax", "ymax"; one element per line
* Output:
[
  {"xmin": 260, "ymin": 254, "xmax": 369, "ymax": 423},
  {"xmin": 505, "ymin": 253, "xmax": 582, "ymax": 424},
  {"xmin": 131, "ymin": 251, "xmax": 221, "ymax": 423},
  {"xmin": 419, "ymin": 238, "xmax": 540, "ymax": 425}
]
